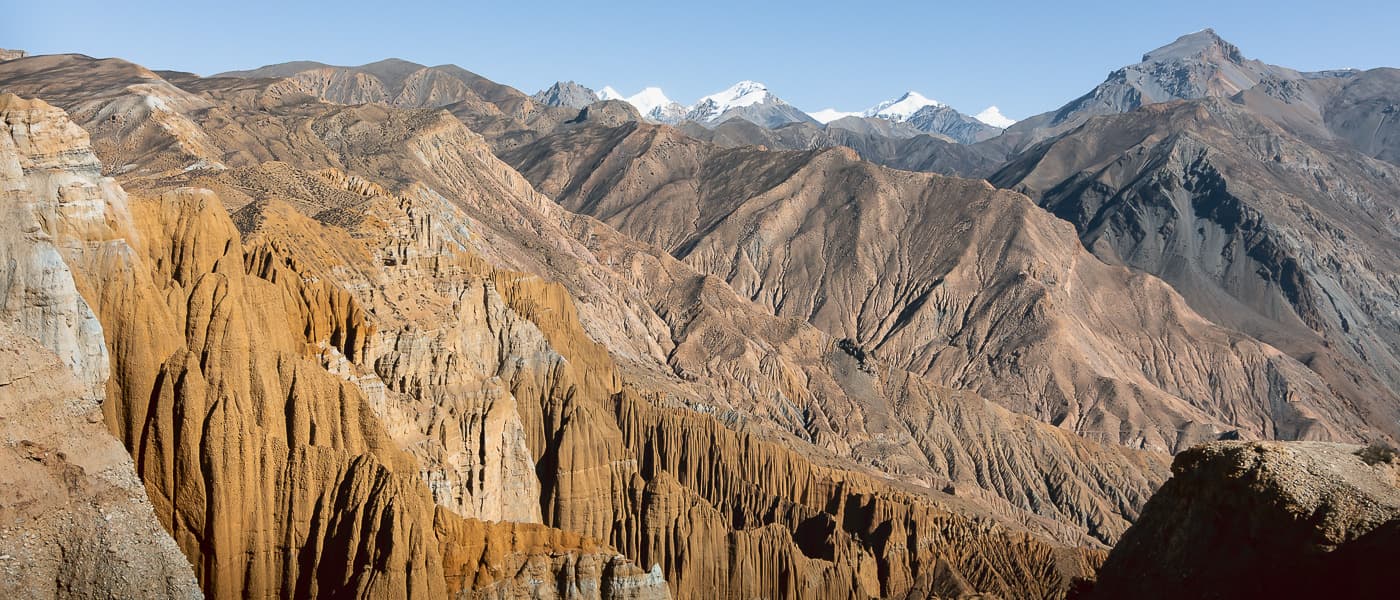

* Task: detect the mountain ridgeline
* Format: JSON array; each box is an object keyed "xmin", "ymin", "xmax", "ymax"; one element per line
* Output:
[{"xmin": 0, "ymin": 25, "xmax": 1396, "ymax": 600}]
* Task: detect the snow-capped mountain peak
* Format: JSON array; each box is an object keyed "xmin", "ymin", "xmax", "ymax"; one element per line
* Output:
[
  {"xmin": 698, "ymin": 81, "xmax": 773, "ymax": 110},
  {"xmin": 863, "ymin": 91, "xmax": 943, "ymax": 121},
  {"xmin": 688, "ymin": 81, "xmax": 783, "ymax": 123},
  {"xmin": 974, "ymin": 106, "xmax": 1016, "ymax": 128}
]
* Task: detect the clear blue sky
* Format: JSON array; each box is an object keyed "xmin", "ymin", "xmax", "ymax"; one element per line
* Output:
[{"xmin": 5, "ymin": 0, "xmax": 1398, "ymax": 119}]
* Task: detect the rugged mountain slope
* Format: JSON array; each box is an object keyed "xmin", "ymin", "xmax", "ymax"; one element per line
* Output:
[
  {"xmin": 1073, "ymin": 441, "xmax": 1400, "ymax": 599},
  {"xmin": 210, "ymin": 57, "xmax": 578, "ymax": 153},
  {"xmin": 0, "ymin": 54, "xmax": 1171, "ymax": 597},
  {"xmin": 997, "ymin": 29, "xmax": 1400, "ymax": 171},
  {"xmin": 205, "ymin": 57, "xmax": 1002, "ymax": 178},
  {"xmin": 168, "ymin": 63, "xmax": 1164, "ymax": 548},
  {"xmin": 153, "ymin": 55, "xmax": 1170, "ymax": 539},
  {"xmin": 993, "ymin": 98, "xmax": 1400, "ymax": 444},
  {"xmin": 501, "ymin": 117, "xmax": 1375, "ymax": 454},
  {"xmin": 1000, "ymin": 29, "xmax": 1302, "ymax": 150},
  {"xmin": 0, "ymin": 53, "xmax": 223, "ymax": 174},
  {"xmin": 1321, "ymin": 67, "xmax": 1400, "ymax": 165},
  {"xmin": 215, "ymin": 58, "xmax": 502, "ymax": 109}
]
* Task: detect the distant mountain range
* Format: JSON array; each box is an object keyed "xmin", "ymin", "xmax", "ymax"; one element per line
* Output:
[{"xmin": 530, "ymin": 81, "xmax": 1008, "ymax": 144}]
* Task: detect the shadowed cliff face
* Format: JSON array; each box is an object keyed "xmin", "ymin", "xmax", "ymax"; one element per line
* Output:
[
  {"xmin": 498, "ymin": 117, "xmax": 1367, "ymax": 455},
  {"xmin": 1074, "ymin": 441, "xmax": 1400, "ymax": 599},
  {"xmin": 994, "ymin": 99, "xmax": 1400, "ymax": 447}
]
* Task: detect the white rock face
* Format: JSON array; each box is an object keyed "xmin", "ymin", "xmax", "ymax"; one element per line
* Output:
[{"xmin": 0, "ymin": 94, "xmax": 118, "ymax": 402}]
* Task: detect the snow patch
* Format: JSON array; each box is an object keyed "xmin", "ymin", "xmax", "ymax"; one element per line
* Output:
[
  {"xmin": 810, "ymin": 109, "xmax": 861, "ymax": 124},
  {"xmin": 142, "ymin": 94, "xmax": 169, "ymax": 111}
]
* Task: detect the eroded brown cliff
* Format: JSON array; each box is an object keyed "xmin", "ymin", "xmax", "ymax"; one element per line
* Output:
[{"xmin": 0, "ymin": 93, "xmax": 664, "ymax": 599}]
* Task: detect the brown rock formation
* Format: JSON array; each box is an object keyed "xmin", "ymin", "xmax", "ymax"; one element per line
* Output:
[
  {"xmin": 184, "ymin": 82, "xmax": 1166, "ymax": 545},
  {"xmin": 33, "ymin": 56, "xmax": 1170, "ymax": 547},
  {"xmin": 1074, "ymin": 441, "xmax": 1400, "ymax": 599}
]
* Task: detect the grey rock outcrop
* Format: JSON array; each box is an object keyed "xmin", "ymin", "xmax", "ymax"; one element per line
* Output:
[
  {"xmin": 532, "ymin": 81, "xmax": 601, "ymax": 109},
  {"xmin": 901, "ymin": 103, "xmax": 1004, "ymax": 143},
  {"xmin": 567, "ymin": 99, "xmax": 642, "ymax": 127}
]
